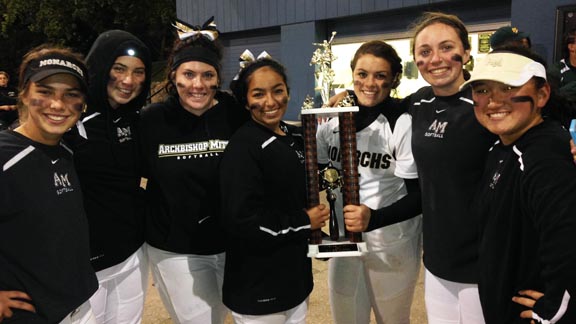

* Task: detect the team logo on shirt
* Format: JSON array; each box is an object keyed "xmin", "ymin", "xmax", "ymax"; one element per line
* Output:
[
  {"xmin": 489, "ymin": 171, "xmax": 501, "ymax": 189},
  {"xmin": 117, "ymin": 126, "xmax": 132, "ymax": 143},
  {"xmin": 425, "ymin": 119, "xmax": 448, "ymax": 138},
  {"xmin": 158, "ymin": 140, "xmax": 228, "ymax": 159},
  {"xmin": 489, "ymin": 160, "xmax": 504, "ymax": 189},
  {"xmin": 54, "ymin": 172, "xmax": 74, "ymax": 195},
  {"xmin": 295, "ymin": 149, "xmax": 305, "ymax": 164},
  {"xmin": 328, "ymin": 145, "xmax": 392, "ymax": 169}
]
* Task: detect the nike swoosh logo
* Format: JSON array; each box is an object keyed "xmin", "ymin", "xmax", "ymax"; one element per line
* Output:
[
  {"xmin": 51, "ymin": 159, "xmax": 59, "ymax": 164},
  {"xmin": 332, "ymin": 130, "xmax": 340, "ymax": 134},
  {"xmin": 113, "ymin": 118, "xmax": 121, "ymax": 123},
  {"xmin": 198, "ymin": 216, "xmax": 211, "ymax": 224},
  {"xmin": 435, "ymin": 109, "xmax": 447, "ymax": 114}
]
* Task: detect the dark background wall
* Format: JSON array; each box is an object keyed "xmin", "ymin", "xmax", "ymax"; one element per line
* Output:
[
  {"xmin": 511, "ymin": 0, "xmax": 576, "ymax": 62},
  {"xmin": 177, "ymin": 0, "xmax": 569, "ymax": 119},
  {"xmin": 177, "ymin": 0, "xmax": 450, "ymax": 33}
]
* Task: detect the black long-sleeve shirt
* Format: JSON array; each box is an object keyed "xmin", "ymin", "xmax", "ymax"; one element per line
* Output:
[
  {"xmin": 476, "ymin": 120, "xmax": 576, "ymax": 323},
  {"xmin": 220, "ymin": 120, "xmax": 313, "ymax": 315},
  {"xmin": 408, "ymin": 86, "xmax": 497, "ymax": 283},
  {"xmin": 0, "ymin": 131, "xmax": 97, "ymax": 323}
]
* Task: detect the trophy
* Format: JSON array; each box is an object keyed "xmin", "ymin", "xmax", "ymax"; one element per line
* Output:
[{"xmin": 302, "ymin": 32, "xmax": 367, "ymax": 258}]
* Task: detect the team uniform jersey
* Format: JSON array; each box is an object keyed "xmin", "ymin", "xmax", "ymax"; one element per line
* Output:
[
  {"xmin": 140, "ymin": 92, "xmax": 247, "ymax": 254},
  {"xmin": 220, "ymin": 120, "xmax": 313, "ymax": 315},
  {"xmin": 476, "ymin": 121, "xmax": 576, "ymax": 323},
  {"xmin": 408, "ymin": 86, "xmax": 496, "ymax": 283},
  {"xmin": 317, "ymin": 96, "xmax": 422, "ymax": 323},
  {"xmin": 316, "ymin": 96, "xmax": 421, "ymax": 249},
  {"xmin": 0, "ymin": 130, "xmax": 98, "ymax": 323}
]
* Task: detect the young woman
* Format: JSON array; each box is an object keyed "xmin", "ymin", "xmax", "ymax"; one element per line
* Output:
[
  {"xmin": 0, "ymin": 45, "xmax": 98, "ymax": 323},
  {"xmin": 317, "ymin": 41, "xmax": 422, "ymax": 324},
  {"xmin": 407, "ymin": 12, "xmax": 496, "ymax": 323},
  {"xmin": 68, "ymin": 30, "xmax": 152, "ymax": 324},
  {"xmin": 220, "ymin": 58, "xmax": 329, "ymax": 324},
  {"xmin": 464, "ymin": 47, "xmax": 576, "ymax": 324},
  {"xmin": 329, "ymin": 12, "xmax": 494, "ymax": 323},
  {"xmin": 139, "ymin": 20, "xmax": 249, "ymax": 324}
]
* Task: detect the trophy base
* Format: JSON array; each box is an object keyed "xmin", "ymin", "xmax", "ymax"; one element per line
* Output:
[{"xmin": 307, "ymin": 240, "xmax": 368, "ymax": 258}]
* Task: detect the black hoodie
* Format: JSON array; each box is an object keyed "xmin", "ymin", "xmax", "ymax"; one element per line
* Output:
[
  {"xmin": 140, "ymin": 91, "xmax": 248, "ymax": 254},
  {"xmin": 67, "ymin": 30, "xmax": 152, "ymax": 271}
]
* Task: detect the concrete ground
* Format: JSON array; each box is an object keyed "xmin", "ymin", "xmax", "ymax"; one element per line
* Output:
[{"xmin": 142, "ymin": 259, "xmax": 427, "ymax": 324}]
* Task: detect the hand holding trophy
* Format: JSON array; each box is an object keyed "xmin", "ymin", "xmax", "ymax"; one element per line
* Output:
[{"xmin": 302, "ymin": 32, "xmax": 368, "ymax": 258}]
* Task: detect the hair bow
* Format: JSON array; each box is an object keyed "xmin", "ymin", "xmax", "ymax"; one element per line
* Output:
[
  {"xmin": 239, "ymin": 49, "xmax": 271, "ymax": 68},
  {"xmin": 173, "ymin": 16, "xmax": 219, "ymax": 41},
  {"xmin": 233, "ymin": 49, "xmax": 271, "ymax": 80}
]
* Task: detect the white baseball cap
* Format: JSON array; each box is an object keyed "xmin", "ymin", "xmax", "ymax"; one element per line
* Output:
[{"xmin": 460, "ymin": 52, "xmax": 546, "ymax": 90}]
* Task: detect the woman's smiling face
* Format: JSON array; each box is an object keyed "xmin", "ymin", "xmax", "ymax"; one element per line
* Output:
[
  {"xmin": 173, "ymin": 61, "xmax": 219, "ymax": 116},
  {"xmin": 20, "ymin": 73, "xmax": 85, "ymax": 145},
  {"xmin": 107, "ymin": 56, "xmax": 146, "ymax": 109},
  {"xmin": 414, "ymin": 22, "xmax": 470, "ymax": 96},
  {"xmin": 246, "ymin": 66, "xmax": 289, "ymax": 134},
  {"xmin": 352, "ymin": 54, "xmax": 394, "ymax": 107}
]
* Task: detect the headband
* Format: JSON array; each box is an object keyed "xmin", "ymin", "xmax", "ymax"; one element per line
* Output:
[
  {"xmin": 23, "ymin": 53, "xmax": 88, "ymax": 92},
  {"xmin": 171, "ymin": 46, "xmax": 221, "ymax": 71}
]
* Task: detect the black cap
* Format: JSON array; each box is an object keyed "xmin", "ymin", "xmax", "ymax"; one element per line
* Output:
[{"xmin": 490, "ymin": 26, "xmax": 529, "ymax": 49}]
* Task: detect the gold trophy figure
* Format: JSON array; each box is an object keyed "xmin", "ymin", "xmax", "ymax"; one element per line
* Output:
[{"xmin": 310, "ymin": 31, "xmax": 337, "ymax": 105}]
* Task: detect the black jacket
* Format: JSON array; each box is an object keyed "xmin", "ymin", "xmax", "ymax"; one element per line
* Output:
[
  {"xmin": 66, "ymin": 30, "xmax": 152, "ymax": 271},
  {"xmin": 476, "ymin": 121, "xmax": 576, "ymax": 323},
  {"xmin": 220, "ymin": 120, "xmax": 313, "ymax": 315}
]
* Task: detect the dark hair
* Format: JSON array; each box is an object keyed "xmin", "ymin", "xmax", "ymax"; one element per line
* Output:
[
  {"xmin": 562, "ymin": 28, "xmax": 576, "ymax": 60},
  {"xmin": 230, "ymin": 58, "xmax": 289, "ymax": 108},
  {"xmin": 494, "ymin": 45, "xmax": 576, "ymax": 127},
  {"xmin": 164, "ymin": 35, "xmax": 223, "ymax": 95},
  {"xmin": 350, "ymin": 40, "xmax": 403, "ymax": 89},
  {"xmin": 409, "ymin": 12, "xmax": 471, "ymax": 57}
]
